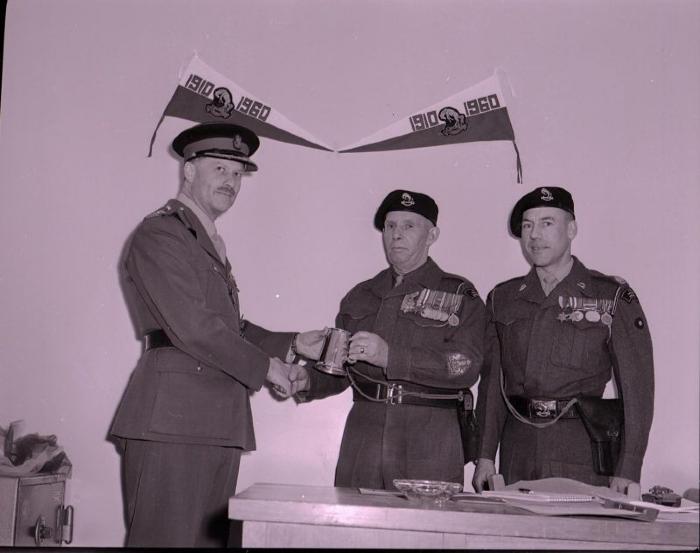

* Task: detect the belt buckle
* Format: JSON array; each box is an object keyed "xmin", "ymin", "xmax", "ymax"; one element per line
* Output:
[
  {"xmin": 532, "ymin": 399, "xmax": 557, "ymax": 418},
  {"xmin": 387, "ymin": 384, "xmax": 403, "ymax": 406},
  {"xmin": 461, "ymin": 392, "xmax": 473, "ymax": 411}
]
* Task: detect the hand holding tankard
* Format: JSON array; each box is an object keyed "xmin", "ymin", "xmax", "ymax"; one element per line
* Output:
[
  {"xmin": 315, "ymin": 327, "xmax": 351, "ymax": 375},
  {"xmin": 347, "ymin": 331, "xmax": 389, "ymax": 369}
]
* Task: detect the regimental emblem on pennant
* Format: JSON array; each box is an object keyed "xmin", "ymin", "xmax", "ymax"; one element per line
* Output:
[
  {"xmin": 400, "ymin": 288, "xmax": 464, "ymax": 326},
  {"xmin": 557, "ymin": 295, "xmax": 614, "ymax": 326},
  {"xmin": 438, "ymin": 106, "xmax": 468, "ymax": 136},
  {"xmin": 206, "ymin": 87, "xmax": 235, "ymax": 119},
  {"xmin": 446, "ymin": 352, "xmax": 471, "ymax": 377},
  {"xmin": 401, "ymin": 192, "xmax": 415, "ymax": 207},
  {"xmin": 540, "ymin": 188, "xmax": 554, "ymax": 202}
]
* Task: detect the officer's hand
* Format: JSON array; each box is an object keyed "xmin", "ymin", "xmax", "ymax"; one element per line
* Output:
[
  {"xmin": 289, "ymin": 363, "xmax": 311, "ymax": 395},
  {"xmin": 472, "ymin": 458, "xmax": 496, "ymax": 492},
  {"xmin": 266, "ymin": 357, "xmax": 293, "ymax": 399},
  {"xmin": 609, "ymin": 476, "xmax": 634, "ymax": 495},
  {"xmin": 294, "ymin": 330, "xmax": 326, "ymax": 360},
  {"xmin": 348, "ymin": 331, "xmax": 389, "ymax": 368}
]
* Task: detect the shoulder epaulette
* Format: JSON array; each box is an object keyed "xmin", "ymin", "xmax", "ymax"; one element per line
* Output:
[
  {"xmin": 592, "ymin": 272, "xmax": 638, "ymax": 312},
  {"xmin": 590, "ymin": 270, "xmax": 627, "ymax": 287},
  {"xmin": 493, "ymin": 275, "xmax": 526, "ymax": 290},
  {"xmin": 145, "ymin": 204, "xmax": 176, "ymax": 220}
]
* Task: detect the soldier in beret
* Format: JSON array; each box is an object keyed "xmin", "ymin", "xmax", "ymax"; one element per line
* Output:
[
  {"xmin": 472, "ymin": 186, "xmax": 654, "ymax": 494},
  {"xmin": 110, "ymin": 122, "xmax": 324, "ymax": 547},
  {"xmin": 290, "ymin": 190, "xmax": 486, "ymax": 489}
]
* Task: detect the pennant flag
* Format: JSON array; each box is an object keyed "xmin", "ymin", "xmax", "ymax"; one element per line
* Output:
[
  {"xmin": 149, "ymin": 54, "xmax": 333, "ymax": 155},
  {"xmin": 339, "ymin": 72, "xmax": 522, "ymax": 182}
]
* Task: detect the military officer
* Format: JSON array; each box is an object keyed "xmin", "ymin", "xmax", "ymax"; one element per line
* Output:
[
  {"xmin": 110, "ymin": 122, "xmax": 324, "ymax": 547},
  {"xmin": 290, "ymin": 190, "xmax": 486, "ymax": 489},
  {"xmin": 472, "ymin": 186, "xmax": 654, "ymax": 494}
]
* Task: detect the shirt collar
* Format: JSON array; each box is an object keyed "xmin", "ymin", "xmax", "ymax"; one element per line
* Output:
[
  {"xmin": 176, "ymin": 192, "xmax": 218, "ymax": 239},
  {"xmin": 535, "ymin": 256, "xmax": 574, "ymax": 291}
]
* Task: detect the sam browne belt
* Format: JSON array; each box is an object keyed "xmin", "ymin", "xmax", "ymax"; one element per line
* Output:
[
  {"xmin": 143, "ymin": 329, "xmax": 174, "ymax": 350},
  {"xmin": 353, "ymin": 381, "xmax": 473, "ymax": 409}
]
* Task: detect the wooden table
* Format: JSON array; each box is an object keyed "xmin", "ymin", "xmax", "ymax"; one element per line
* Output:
[{"xmin": 228, "ymin": 483, "xmax": 698, "ymax": 549}]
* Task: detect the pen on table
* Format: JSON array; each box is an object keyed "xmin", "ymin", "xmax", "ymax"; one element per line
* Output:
[{"xmin": 518, "ymin": 488, "xmax": 533, "ymax": 494}]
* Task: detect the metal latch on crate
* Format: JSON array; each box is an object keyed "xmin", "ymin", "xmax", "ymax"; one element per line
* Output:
[{"xmin": 34, "ymin": 505, "xmax": 73, "ymax": 546}]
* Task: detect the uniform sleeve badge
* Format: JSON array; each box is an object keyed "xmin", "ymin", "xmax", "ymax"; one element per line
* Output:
[
  {"xmin": 446, "ymin": 352, "xmax": 471, "ymax": 377},
  {"xmin": 621, "ymin": 288, "xmax": 638, "ymax": 303}
]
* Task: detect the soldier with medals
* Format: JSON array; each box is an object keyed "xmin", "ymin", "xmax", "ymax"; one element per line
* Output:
[
  {"xmin": 110, "ymin": 123, "xmax": 324, "ymax": 547},
  {"xmin": 472, "ymin": 186, "xmax": 654, "ymax": 495},
  {"xmin": 290, "ymin": 190, "xmax": 486, "ymax": 489}
]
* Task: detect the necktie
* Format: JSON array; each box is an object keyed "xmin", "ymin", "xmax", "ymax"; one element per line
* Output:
[
  {"xmin": 541, "ymin": 276, "xmax": 558, "ymax": 296},
  {"xmin": 394, "ymin": 274, "xmax": 404, "ymax": 288},
  {"xmin": 211, "ymin": 233, "xmax": 227, "ymax": 263}
]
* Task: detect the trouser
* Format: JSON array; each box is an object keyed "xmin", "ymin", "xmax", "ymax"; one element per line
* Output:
[
  {"xmin": 499, "ymin": 415, "xmax": 609, "ymax": 487},
  {"xmin": 123, "ymin": 439, "xmax": 242, "ymax": 547},
  {"xmin": 334, "ymin": 402, "xmax": 464, "ymax": 489}
]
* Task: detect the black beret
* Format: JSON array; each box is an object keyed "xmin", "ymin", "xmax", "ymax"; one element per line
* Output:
[
  {"xmin": 509, "ymin": 186, "xmax": 575, "ymax": 237},
  {"xmin": 374, "ymin": 190, "xmax": 439, "ymax": 230},
  {"xmin": 172, "ymin": 122, "xmax": 260, "ymax": 172}
]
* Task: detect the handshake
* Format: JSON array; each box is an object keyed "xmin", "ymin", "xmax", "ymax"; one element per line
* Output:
[
  {"xmin": 265, "ymin": 328, "xmax": 390, "ymax": 398},
  {"xmin": 265, "ymin": 329, "xmax": 325, "ymax": 399},
  {"xmin": 266, "ymin": 358, "xmax": 312, "ymax": 399}
]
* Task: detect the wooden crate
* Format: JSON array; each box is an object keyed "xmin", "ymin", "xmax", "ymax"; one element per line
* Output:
[{"xmin": 0, "ymin": 473, "xmax": 73, "ymax": 547}]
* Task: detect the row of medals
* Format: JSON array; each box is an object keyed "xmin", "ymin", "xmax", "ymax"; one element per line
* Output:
[
  {"xmin": 402, "ymin": 288, "xmax": 463, "ymax": 327},
  {"xmin": 557, "ymin": 295, "xmax": 613, "ymax": 325}
]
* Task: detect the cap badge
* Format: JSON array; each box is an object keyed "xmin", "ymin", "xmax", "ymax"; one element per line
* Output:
[
  {"xmin": 540, "ymin": 188, "xmax": 554, "ymax": 202},
  {"xmin": 232, "ymin": 135, "xmax": 249, "ymax": 155},
  {"xmin": 206, "ymin": 87, "xmax": 235, "ymax": 119},
  {"xmin": 401, "ymin": 192, "xmax": 415, "ymax": 207}
]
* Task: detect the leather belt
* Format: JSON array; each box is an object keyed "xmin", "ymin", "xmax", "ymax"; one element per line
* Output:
[
  {"xmin": 509, "ymin": 396, "xmax": 578, "ymax": 419},
  {"xmin": 353, "ymin": 381, "xmax": 472, "ymax": 410},
  {"xmin": 143, "ymin": 329, "xmax": 174, "ymax": 350}
]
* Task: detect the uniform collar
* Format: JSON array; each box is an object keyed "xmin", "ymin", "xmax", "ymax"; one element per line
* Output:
[
  {"xmin": 557, "ymin": 256, "xmax": 595, "ymax": 298},
  {"xmin": 516, "ymin": 256, "xmax": 594, "ymax": 302},
  {"xmin": 370, "ymin": 257, "xmax": 443, "ymax": 297},
  {"xmin": 165, "ymin": 198, "xmax": 229, "ymax": 270},
  {"xmin": 176, "ymin": 192, "xmax": 218, "ymax": 239},
  {"xmin": 535, "ymin": 257, "xmax": 574, "ymax": 292}
]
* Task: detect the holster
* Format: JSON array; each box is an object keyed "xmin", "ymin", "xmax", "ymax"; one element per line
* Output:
[
  {"xmin": 575, "ymin": 397, "xmax": 624, "ymax": 476},
  {"xmin": 457, "ymin": 390, "xmax": 479, "ymax": 465}
]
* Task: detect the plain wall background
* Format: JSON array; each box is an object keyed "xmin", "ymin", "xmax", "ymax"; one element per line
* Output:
[{"xmin": 1, "ymin": 0, "xmax": 698, "ymax": 546}]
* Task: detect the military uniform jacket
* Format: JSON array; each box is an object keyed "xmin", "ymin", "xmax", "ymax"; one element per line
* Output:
[
  {"xmin": 476, "ymin": 257, "xmax": 654, "ymax": 481},
  {"xmin": 305, "ymin": 258, "xmax": 486, "ymax": 481},
  {"xmin": 110, "ymin": 200, "xmax": 294, "ymax": 450}
]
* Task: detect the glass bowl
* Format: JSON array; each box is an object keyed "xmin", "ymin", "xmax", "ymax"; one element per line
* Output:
[{"xmin": 393, "ymin": 479, "xmax": 463, "ymax": 506}]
